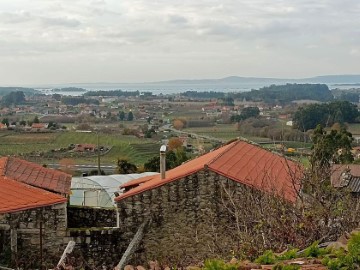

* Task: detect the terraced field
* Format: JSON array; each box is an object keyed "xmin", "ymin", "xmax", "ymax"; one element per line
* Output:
[
  {"xmin": 183, "ymin": 124, "xmax": 271, "ymax": 142},
  {"xmin": 0, "ymin": 131, "xmax": 160, "ymax": 166}
]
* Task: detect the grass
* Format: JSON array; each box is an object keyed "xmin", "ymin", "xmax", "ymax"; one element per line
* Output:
[
  {"xmin": 0, "ymin": 131, "xmax": 160, "ymax": 166},
  {"xmin": 347, "ymin": 123, "xmax": 360, "ymax": 135},
  {"xmin": 184, "ymin": 124, "xmax": 273, "ymax": 142}
]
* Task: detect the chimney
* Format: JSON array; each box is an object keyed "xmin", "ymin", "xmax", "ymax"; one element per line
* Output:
[{"xmin": 160, "ymin": 145, "xmax": 167, "ymax": 179}]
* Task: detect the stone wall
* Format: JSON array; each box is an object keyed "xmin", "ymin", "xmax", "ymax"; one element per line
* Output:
[
  {"xmin": 117, "ymin": 169, "xmax": 296, "ymax": 266},
  {"xmin": 67, "ymin": 206, "xmax": 117, "ymax": 228},
  {"xmin": 0, "ymin": 203, "xmax": 68, "ymax": 269},
  {"xmin": 0, "ymin": 204, "xmax": 126, "ymax": 269},
  {"xmin": 66, "ymin": 228, "xmax": 126, "ymax": 269}
]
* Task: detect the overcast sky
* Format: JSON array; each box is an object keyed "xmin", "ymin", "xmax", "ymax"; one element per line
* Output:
[{"xmin": 0, "ymin": 0, "xmax": 359, "ymax": 85}]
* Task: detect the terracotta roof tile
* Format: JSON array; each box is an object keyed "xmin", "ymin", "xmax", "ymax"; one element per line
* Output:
[
  {"xmin": 115, "ymin": 140, "xmax": 301, "ymax": 203},
  {"xmin": 1, "ymin": 157, "xmax": 72, "ymax": 194},
  {"xmin": 120, "ymin": 175, "xmax": 158, "ymax": 189},
  {"xmin": 0, "ymin": 175, "xmax": 67, "ymax": 214},
  {"xmin": 207, "ymin": 141, "xmax": 301, "ymax": 202},
  {"xmin": 0, "ymin": 157, "xmax": 7, "ymax": 174},
  {"xmin": 31, "ymin": 123, "xmax": 46, "ymax": 129}
]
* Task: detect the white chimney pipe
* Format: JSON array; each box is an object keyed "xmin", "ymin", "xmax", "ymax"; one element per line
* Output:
[{"xmin": 160, "ymin": 145, "xmax": 167, "ymax": 179}]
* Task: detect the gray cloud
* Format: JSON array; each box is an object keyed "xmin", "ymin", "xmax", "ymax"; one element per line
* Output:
[
  {"xmin": 0, "ymin": 0, "xmax": 359, "ymax": 84},
  {"xmin": 41, "ymin": 17, "xmax": 81, "ymax": 28}
]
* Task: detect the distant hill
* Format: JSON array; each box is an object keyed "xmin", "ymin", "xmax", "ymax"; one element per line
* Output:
[
  {"xmin": 5, "ymin": 75, "xmax": 360, "ymax": 95},
  {"xmin": 154, "ymin": 76, "xmax": 291, "ymax": 85},
  {"xmin": 154, "ymin": 75, "xmax": 360, "ymax": 85},
  {"xmin": 51, "ymin": 87, "xmax": 86, "ymax": 92},
  {"xmin": 302, "ymin": 75, "xmax": 360, "ymax": 84},
  {"xmin": 0, "ymin": 87, "xmax": 39, "ymax": 96}
]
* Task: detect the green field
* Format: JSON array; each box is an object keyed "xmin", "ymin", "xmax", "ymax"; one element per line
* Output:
[
  {"xmin": 347, "ymin": 123, "xmax": 360, "ymax": 135},
  {"xmin": 0, "ymin": 131, "xmax": 160, "ymax": 166},
  {"xmin": 183, "ymin": 124, "xmax": 271, "ymax": 142}
]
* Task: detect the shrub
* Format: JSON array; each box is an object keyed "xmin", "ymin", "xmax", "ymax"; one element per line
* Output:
[
  {"xmin": 277, "ymin": 249, "xmax": 299, "ymax": 261},
  {"xmin": 255, "ymin": 250, "xmax": 276, "ymax": 265},
  {"xmin": 323, "ymin": 232, "xmax": 360, "ymax": 270},
  {"xmin": 348, "ymin": 232, "xmax": 360, "ymax": 262},
  {"xmin": 301, "ymin": 241, "xmax": 328, "ymax": 258}
]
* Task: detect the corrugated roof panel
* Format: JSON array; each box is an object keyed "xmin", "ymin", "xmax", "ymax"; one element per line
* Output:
[{"xmin": 348, "ymin": 177, "xmax": 360, "ymax": 192}]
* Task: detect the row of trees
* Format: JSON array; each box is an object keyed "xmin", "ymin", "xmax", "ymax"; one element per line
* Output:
[
  {"xmin": 236, "ymin": 118, "xmax": 309, "ymax": 142},
  {"xmin": 234, "ymin": 84, "xmax": 334, "ymax": 104},
  {"xmin": 1, "ymin": 116, "xmax": 40, "ymax": 126},
  {"xmin": 181, "ymin": 91, "xmax": 226, "ymax": 99},
  {"xmin": 293, "ymin": 100, "xmax": 359, "ymax": 131},
  {"xmin": 118, "ymin": 111, "xmax": 134, "ymax": 121},
  {"xmin": 180, "ymin": 84, "xmax": 341, "ymax": 105},
  {"xmin": 85, "ymin": 90, "xmax": 143, "ymax": 97}
]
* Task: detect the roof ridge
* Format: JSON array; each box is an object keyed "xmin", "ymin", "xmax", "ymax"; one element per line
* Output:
[{"xmin": 206, "ymin": 140, "xmax": 240, "ymax": 166}]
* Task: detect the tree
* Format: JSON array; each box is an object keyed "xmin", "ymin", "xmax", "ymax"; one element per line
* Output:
[
  {"xmin": 33, "ymin": 116, "xmax": 40, "ymax": 123},
  {"xmin": 2, "ymin": 91, "xmax": 26, "ymax": 105},
  {"xmin": 48, "ymin": 121, "xmax": 59, "ymax": 129},
  {"xmin": 168, "ymin": 137, "xmax": 183, "ymax": 151},
  {"xmin": 297, "ymin": 125, "xmax": 358, "ymax": 244},
  {"xmin": 1, "ymin": 118, "xmax": 9, "ymax": 127},
  {"xmin": 293, "ymin": 101, "xmax": 359, "ymax": 131},
  {"xmin": 241, "ymin": 107, "xmax": 260, "ymax": 120},
  {"xmin": 143, "ymin": 156, "xmax": 160, "ymax": 172},
  {"xmin": 231, "ymin": 107, "xmax": 260, "ymax": 122},
  {"xmin": 143, "ymin": 149, "xmax": 189, "ymax": 172},
  {"xmin": 311, "ymin": 124, "xmax": 353, "ymax": 170},
  {"xmin": 173, "ymin": 119, "xmax": 186, "ymax": 130},
  {"xmin": 116, "ymin": 159, "xmax": 137, "ymax": 174},
  {"xmin": 52, "ymin": 93, "xmax": 61, "ymax": 101},
  {"xmin": 220, "ymin": 97, "xmax": 234, "ymax": 106},
  {"xmin": 127, "ymin": 111, "xmax": 134, "ymax": 121},
  {"xmin": 119, "ymin": 111, "xmax": 125, "ymax": 121}
]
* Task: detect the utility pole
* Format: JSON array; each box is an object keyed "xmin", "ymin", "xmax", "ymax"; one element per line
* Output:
[
  {"xmin": 97, "ymin": 131, "xmax": 101, "ymax": 175},
  {"xmin": 39, "ymin": 211, "xmax": 43, "ymax": 270}
]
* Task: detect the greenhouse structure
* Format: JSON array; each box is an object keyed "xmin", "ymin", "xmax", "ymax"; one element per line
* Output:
[{"xmin": 70, "ymin": 172, "xmax": 158, "ymax": 208}]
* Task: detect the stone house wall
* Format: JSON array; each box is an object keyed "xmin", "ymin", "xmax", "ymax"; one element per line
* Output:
[
  {"xmin": 117, "ymin": 169, "xmax": 295, "ymax": 266},
  {"xmin": 67, "ymin": 206, "xmax": 117, "ymax": 228},
  {"xmin": 0, "ymin": 203, "xmax": 67, "ymax": 269}
]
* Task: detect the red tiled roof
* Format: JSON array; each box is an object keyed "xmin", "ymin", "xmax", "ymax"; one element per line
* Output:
[
  {"xmin": 0, "ymin": 157, "xmax": 72, "ymax": 194},
  {"xmin": 0, "ymin": 175, "xmax": 67, "ymax": 214},
  {"xmin": 31, "ymin": 123, "xmax": 46, "ymax": 129},
  {"xmin": 116, "ymin": 140, "xmax": 302, "ymax": 203}
]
